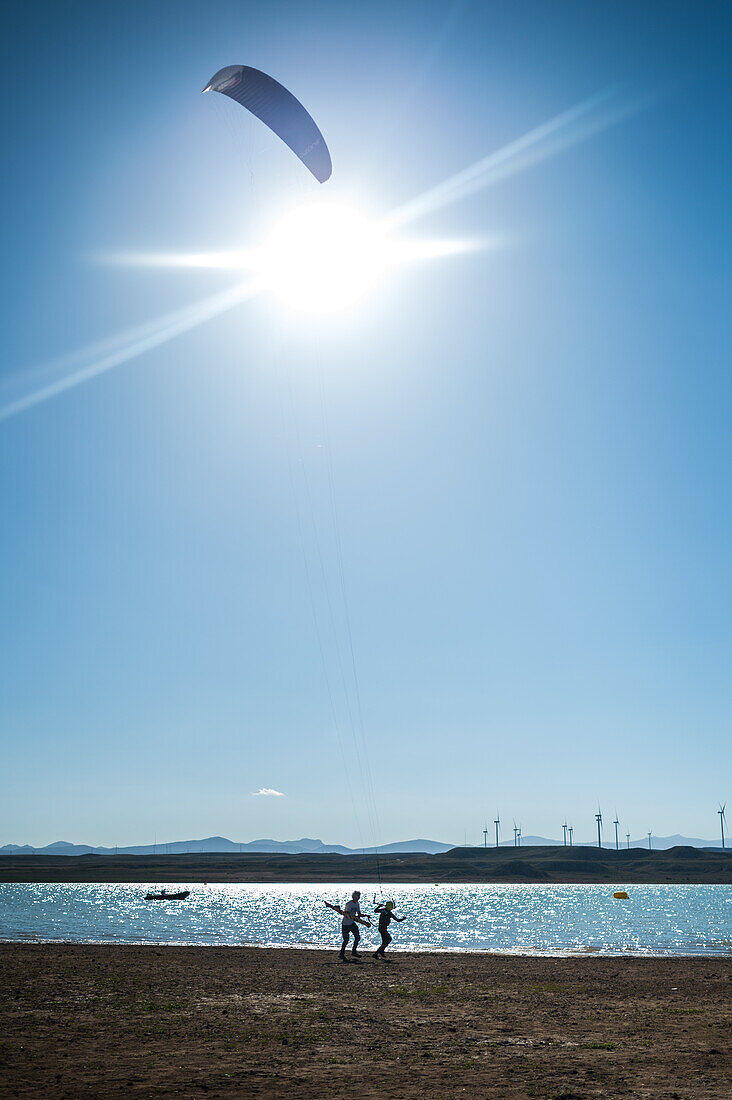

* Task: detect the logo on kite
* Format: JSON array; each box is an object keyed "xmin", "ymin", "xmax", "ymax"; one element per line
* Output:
[{"xmin": 203, "ymin": 65, "xmax": 332, "ymax": 184}]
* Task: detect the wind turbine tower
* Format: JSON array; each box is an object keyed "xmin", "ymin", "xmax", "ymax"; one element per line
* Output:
[
  {"xmin": 562, "ymin": 821, "xmax": 568, "ymax": 846},
  {"xmin": 595, "ymin": 806, "xmax": 603, "ymax": 849},
  {"xmin": 613, "ymin": 814, "xmax": 620, "ymax": 851},
  {"xmin": 483, "ymin": 824, "xmax": 488, "ymax": 849},
  {"xmin": 513, "ymin": 821, "xmax": 519, "ymax": 848},
  {"xmin": 626, "ymin": 832, "xmax": 630, "ymax": 849},
  {"xmin": 494, "ymin": 813, "xmax": 500, "ymax": 848},
  {"xmin": 718, "ymin": 804, "xmax": 726, "ymax": 849},
  {"xmin": 568, "ymin": 824, "xmax": 573, "ymax": 846},
  {"xmin": 518, "ymin": 825, "xmax": 522, "ymax": 847},
  {"xmin": 647, "ymin": 831, "xmax": 652, "ymax": 850}
]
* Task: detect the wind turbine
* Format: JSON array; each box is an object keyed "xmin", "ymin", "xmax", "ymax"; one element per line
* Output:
[
  {"xmin": 568, "ymin": 824, "xmax": 573, "ymax": 846},
  {"xmin": 626, "ymin": 831, "xmax": 630, "ymax": 849},
  {"xmin": 518, "ymin": 824, "xmax": 522, "ymax": 847},
  {"xmin": 595, "ymin": 806, "xmax": 603, "ymax": 849},
  {"xmin": 494, "ymin": 812, "xmax": 500, "ymax": 848},
  {"xmin": 718, "ymin": 803, "xmax": 726, "ymax": 850},
  {"xmin": 613, "ymin": 813, "xmax": 620, "ymax": 851},
  {"xmin": 483, "ymin": 824, "xmax": 488, "ymax": 849},
  {"xmin": 562, "ymin": 821, "xmax": 568, "ymax": 846},
  {"xmin": 647, "ymin": 830, "xmax": 652, "ymax": 850},
  {"xmin": 513, "ymin": 821, "xmax": 519, "ymax": 848}
]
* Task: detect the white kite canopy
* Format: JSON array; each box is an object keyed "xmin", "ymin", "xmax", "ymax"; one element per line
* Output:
[{"xmin": 203, "ymin": 65, "xmax": 332, "ymax": 183}]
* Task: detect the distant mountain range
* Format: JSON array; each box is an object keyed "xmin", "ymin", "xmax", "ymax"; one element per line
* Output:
[
  {"xmin": 0, "ymin": 837, "xmax": 454, "ymax": 857},
  {"xmin": 0, "ymin": 834, "xmax": 723, "ymax": 856}
]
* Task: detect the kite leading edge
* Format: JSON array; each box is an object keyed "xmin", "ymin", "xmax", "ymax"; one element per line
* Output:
[{"xmin": 203, "ymin": 65, "xmax": 332, "ymax": 183}]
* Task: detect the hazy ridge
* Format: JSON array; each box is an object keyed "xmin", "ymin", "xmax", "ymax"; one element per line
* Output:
[{"xmin": 0, "ymin": 833, "xmax": 723, "ymax": 856}]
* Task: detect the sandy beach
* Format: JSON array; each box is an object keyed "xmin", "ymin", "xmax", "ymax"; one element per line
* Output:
[{"xmin": 1, "ymin": 944, "xmax": 729, "ymax": 1098}]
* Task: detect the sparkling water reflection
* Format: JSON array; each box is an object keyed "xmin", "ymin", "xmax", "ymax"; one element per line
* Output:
[{"xmin": 0, "ymin": 883, "xmax": 729, "ymax": 956}]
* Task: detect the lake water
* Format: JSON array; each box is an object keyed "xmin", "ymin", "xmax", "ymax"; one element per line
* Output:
[{"xmin": 1, "ymin": 883, "xmax": 730, "ymax": 956}]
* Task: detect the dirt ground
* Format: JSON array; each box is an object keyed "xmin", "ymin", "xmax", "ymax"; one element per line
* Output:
[{"xmin": 0, "ymin": 945, "xmax": 729, "ymax": 1098}]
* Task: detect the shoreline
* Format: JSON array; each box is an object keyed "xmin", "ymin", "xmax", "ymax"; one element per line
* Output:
[
  {"xmin": 2, "ymin": 937, "xmax": 730, "ymax": 958},
  {"xmin": 1, "ymin": 844, "xmax": 731, "ymax": 884},
  {"xmin": 2, "ymin": 944, "xmax": 729, "ymax": 1097}
]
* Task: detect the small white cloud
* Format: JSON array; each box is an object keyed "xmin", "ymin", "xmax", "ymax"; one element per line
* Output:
[{"xmin": 252, "ymin": 787, "xmax": 285, "ymax": 797}]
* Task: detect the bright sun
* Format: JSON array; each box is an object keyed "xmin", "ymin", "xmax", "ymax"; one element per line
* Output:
[
  {"xmin": 102, "ymin": 204, "xmax": 479, "ymax": 318},
  {"xmin": 256, "ymin": 202, "xmax": 393, "ymax": 315}
]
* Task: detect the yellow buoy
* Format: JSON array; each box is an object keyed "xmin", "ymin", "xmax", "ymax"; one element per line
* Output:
[{"xmin": 613, "ymin": 891, "xmax": 629, "ymax": 900}]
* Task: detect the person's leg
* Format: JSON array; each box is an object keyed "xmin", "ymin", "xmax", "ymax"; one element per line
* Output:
[
  {"xmin": 351, "ymin": 924, "xmax": 361, "ymax": 955},
  {"xmin": 381, "ymin": 929, "xmax": 392, "ymax": 955},
  {"xmin": 339, "ymin": 926, "xmax": 350, "ymax": 959}
]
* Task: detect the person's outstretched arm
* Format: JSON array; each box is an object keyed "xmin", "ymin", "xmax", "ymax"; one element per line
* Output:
[
  {"xmin": 354, "ymin": 903, "xmax": 370, "ymax": 927},
  {"xmin": 324, "ymin": 901, "xmax": 346, "ymax": 917}
]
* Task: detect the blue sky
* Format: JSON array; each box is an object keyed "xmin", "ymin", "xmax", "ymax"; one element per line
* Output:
[{"xmin": 1, "ymin": 0, "xmax": 729, "ymax": 848}]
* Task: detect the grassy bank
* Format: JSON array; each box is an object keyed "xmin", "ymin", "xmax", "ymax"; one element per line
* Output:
[{"xmin": 1, "ymin": 844, "xmax": 730, "ymax": 884}]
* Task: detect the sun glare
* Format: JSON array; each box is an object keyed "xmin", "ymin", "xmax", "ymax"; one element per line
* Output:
[
  {"xmin": 100, "ymin": 203, "xmax": 481, "ymax": 319},
  {"xmin": 256, "ymin": 202, "xmax": 392, "ymax": 314}
]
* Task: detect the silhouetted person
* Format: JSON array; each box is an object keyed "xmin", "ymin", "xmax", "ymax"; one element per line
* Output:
[
  {"xmin": 325, "ymin": 891, "xmax": 370, "ymax": 961},
  {"xmin": 372, "ymin": 900, "xmax": 405, "ymax": 959}
]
